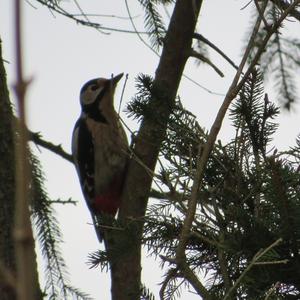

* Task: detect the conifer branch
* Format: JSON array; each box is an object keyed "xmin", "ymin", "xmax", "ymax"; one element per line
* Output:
[
  {"xmin": 236, "ymin": 0, "xmax": 300, "ymax": 95},
  {"xmin": 223, "ymin": 238, "xmax": 283, "ymax": 300},
  {"xmin": 138, "ymin": 0, "xmax": 166, "ymax": 49},
  {"xmin": 159, "ymin": 267, "xmax": 178, "ymax": 300},
  {"xmin": 271, "ymin": 0, "xmax": 300, "ymax": 21},
  {"xmin": 30, "ymin": 152, "xmax": 91, "ymax": 299},
  {"xmin": 175, "ymin": 1, "xmax": 300, "ymax": 295}
]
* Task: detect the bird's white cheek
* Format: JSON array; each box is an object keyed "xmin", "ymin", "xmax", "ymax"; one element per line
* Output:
[
  {"xmin": 81, "ymin": 86, "xmax": 105, "ymax": 105},
  {"xmin": 81, "ymin": 91, "xmax": 96, "ymax": 105}
]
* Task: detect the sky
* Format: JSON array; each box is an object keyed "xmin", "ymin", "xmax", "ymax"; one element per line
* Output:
[{"xmin": 1, "ymin": 1, "xmax": 300, "ymax": 299}]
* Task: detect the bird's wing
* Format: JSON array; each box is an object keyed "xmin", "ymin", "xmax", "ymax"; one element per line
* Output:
[{"xmin": 72, "ymin": 118, "xmax": 95, "ymax": 208}]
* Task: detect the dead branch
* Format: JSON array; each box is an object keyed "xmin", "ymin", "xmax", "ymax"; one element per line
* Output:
[
  {"xmin": 189, "ymin": 49, "xmax": 224, "ymax": 77},
  {"xmin": 193, "ymin": 33, "xmax": 239, "ymax": 70},
  {"xmin": 29, "ymin": 131, "xmax": 73, "ymax": 163}
]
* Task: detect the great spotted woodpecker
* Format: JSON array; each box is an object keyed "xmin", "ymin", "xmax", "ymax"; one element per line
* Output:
[{"xmin": 72, "ymin": 73, "xmax": 128, "ymax": 241}]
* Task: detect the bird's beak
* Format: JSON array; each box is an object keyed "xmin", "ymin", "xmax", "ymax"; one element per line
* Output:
[{"xmin": 110, "ymin": 73, "xmax": 124, "ymax": 85}]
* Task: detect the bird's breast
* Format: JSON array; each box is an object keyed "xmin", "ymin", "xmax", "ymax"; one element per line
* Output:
[{"xmin": 85, "ymin": 116, "xmax": 128, "ymax": 194}]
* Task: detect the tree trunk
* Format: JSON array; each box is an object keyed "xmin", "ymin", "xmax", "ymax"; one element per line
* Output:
[
  {"xmin": 107, "ymin": 1, "xmax": 203, "ymax": 299},
  {"xmin": 0, "ymin": 38, "xmax": 42, "ymax": 300},
  {"xmin": 0, "ymin": 38, "xmax": 17, "ymax": 300}
]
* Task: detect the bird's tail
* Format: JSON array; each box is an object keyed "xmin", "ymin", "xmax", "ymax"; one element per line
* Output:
[
  {"xmin": 91, "ymin": 212, "xmax": 117, "ymax": 242},
  {"xmin": 91, "ymin": 214, "xmax": 104, "ymax": 242}
]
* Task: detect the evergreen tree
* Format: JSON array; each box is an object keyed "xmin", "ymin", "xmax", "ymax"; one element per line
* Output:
[{"xmin": 1, "ymin": 1, "xmax": 300, "ymax": 299}]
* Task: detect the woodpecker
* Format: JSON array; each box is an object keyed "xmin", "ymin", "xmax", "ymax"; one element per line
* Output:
[{"xmin": 72, "ymin": 73, "xmax": 128, "ymax": 241}]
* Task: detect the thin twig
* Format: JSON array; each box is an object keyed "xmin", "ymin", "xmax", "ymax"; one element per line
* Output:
[
  {"xmin": 264, "ymin": 282, "xmax": 280, "ymax": 300},
  {"xmin": 254, "ymin": 0, "xmax": 270, "ymax": 29},
  {"xmin": 223, "ymin": 238, "xmax": 283, "ymax": 300},
  {"xmin": 124, "ymin": 0, "xmax": 225, "ymax": 96},
  {"xmin": 118, "ymin": 73, "xmax": 129, "ymax": 115},
  {"xmin": 70, "ymin": 13, "xmax": 140, "ymax": 20},
  {"xmin": 73, "ymin": 0, "xmax": 107, "ymax": 35},
  {"xmin": 182, "ymin": 73, "xmax": 225, "ymax": 96},
  {"xmin": 49, "ymin": 198, "xmax": 78, "ymax": 205},
  {"xmin": 254, "ymin": 259, "xmax": 288, "ymax": 265},
  {"xmin": 35, "ymin": 0, "xmax": 145, "ymax": 34}
]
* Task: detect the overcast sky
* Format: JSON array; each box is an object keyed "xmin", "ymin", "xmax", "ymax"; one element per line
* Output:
[{"xmin": 1, "ymin": 1, "xmax": 300, "ymax": 299}]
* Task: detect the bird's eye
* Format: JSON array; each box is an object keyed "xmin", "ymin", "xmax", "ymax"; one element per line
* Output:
[{"xmin": 90, "ymin": 85, "xmax": 99, "ymax": 91}]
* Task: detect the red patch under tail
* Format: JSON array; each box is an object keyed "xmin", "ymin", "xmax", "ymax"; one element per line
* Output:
[
  {"xmin": 94, "ymin": 191, "xmax": 121, "ymax": 215},
  {"xmin": 92, "ymin": 176, "xmax": 124, "ymax": 216}
]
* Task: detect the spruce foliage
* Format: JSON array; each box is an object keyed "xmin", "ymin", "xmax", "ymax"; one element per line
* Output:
[
  {"xmin": 246, "ymin": 2, "xmax": 300, "ymax": 109},
  {"xmin": 137, "ymin": 0, "xmax": 166, "ymax": 49},
  {"xmin": 94, "ymin": 68, "xmax": 300, "ymax": 299},
  {"xmin": 30, "ymin": 152, "xmax": 92, "ymax": 300}
]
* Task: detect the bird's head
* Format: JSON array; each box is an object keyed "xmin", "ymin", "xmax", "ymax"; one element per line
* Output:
[{"xmin": 79, "ymin": 73, "xmax": 123, "ymax": 116}]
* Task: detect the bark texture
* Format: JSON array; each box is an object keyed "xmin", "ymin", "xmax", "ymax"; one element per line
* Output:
[
  {"xmin": 0, "ymin": 38, "xmax": 42, "ymax": 300},
  {"xmin": 107, "ymin": 1, "xmax": 203, "ymax": 299},
  {"xmin": 0, "ymin": 39, "xmax": 17, "ymax": 300}
]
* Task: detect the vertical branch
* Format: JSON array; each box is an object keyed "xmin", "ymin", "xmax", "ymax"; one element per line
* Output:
[
  {"xmin": 176, "ymin": 0, "xmax": 269, "ymax": 272},
  {"xmin": 175, "ymin": 0, "xmax": 300, "ymax": 294},
  {"xmin": 107, "ymin": 1, "xmax": 203, "ymax": 300},
  {"xmin": 13, "ymin": 1, "xmax": 40, "ymax": 299}
]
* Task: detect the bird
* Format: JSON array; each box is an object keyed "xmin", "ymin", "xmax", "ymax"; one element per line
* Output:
[{"xmin": 72, "ymin": 73, "xmax": 128, "ymax": 241}]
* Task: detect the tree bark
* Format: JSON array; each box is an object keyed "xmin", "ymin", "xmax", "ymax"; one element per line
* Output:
[
  {"xmin": 0, "ymin": 38, "xmax": 42, "ymax": 300},
  {"xmin": 0, "ymin": 38, "xmax": 17, "ymax": 300},
  {"xmin": 107, "ymin": 1, "xmax": 203, "ymax": 299}
]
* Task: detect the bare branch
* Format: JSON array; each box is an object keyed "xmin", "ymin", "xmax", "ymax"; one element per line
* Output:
[
  {"xmin": 34, "ymin": 0, "xmax": 145, "ymax": 34},
  {"xmin": 193, "ymin": 33, "xmax": 239, "ymax": 70},
  {"xmin": 13, "ymin": 116, "xmax": 73, "ymax": 163},
  {"xmin": 190, "ymin": 49, "xmax": 224, "ymax": 77},
  {"xmin": 29, "ymin": 131, "xmax": 73, "ymax": 163},
  {"xmin": 254, "ymin": 0, "xmax": 270, "ymax": 29},
  {"xmin": 49, "ymin": 198, "xmax": 78, "ymax": 205}
]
